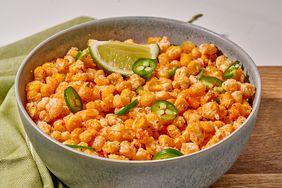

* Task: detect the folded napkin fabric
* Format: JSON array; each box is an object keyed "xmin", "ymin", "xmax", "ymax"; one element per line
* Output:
[{"xmin": 0, "ymin": 16, "xmax": 94, "ymax": 188}]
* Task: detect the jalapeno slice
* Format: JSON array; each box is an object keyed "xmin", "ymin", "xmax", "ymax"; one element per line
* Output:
[
  {"xmin": 64, "ymin": 86, "xmax": 83, "ymax": 113},
  {"xmin": 75, "ymin": 49, "xmax": 89, "ymax": 61},
  {"xmin": 199, "ymin": 76, "xmax": 223, "ymax": 88},
  {"xmin": 196, "ymin": 69, "xmax": 205, "ymax": 79},
  {"xmin": 213, "ymin": 86, "xmax": 225, "ymax": 93},
  {"xmin": 223, "ymin": 61, "xmax": 240, "ymax": 79},
  {"xmin": 151, "ymin": 100, "xmax": 178, "ymax": 120},
  {"xmin": 132, "ymin": 58, "xmax": 157, "ymax": 80},
  {"xmin": 153, "ymin": 148, "xmax": 184, "ymax": 160},
  {"xmin": 116, "ymin": 99, "xmax": 138, "ymax": 116},
  {"xmin": 66, "ymin": 144, "xmax": 95, "ymax": 151},
  {"xmin": 167, "ymin": 66, "xmax": 178, "ymax": 78}
]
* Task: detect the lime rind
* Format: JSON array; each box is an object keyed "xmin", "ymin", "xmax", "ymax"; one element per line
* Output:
[{"xmin": 88, "ymin": 40, "xmax": 159, "ymax": 76}]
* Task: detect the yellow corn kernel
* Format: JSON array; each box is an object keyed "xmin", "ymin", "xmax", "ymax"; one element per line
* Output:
[
  {"xmin": 183, "ymin": 110, "xmax": 201, "ymax": 124},
  {"xmin": 26, "ymin": 80, "xmax": 41, "ymax": 92},
  {"xmin": 199, "ymin": 43, "xmax": 217, "ymax": 55},
  {"xmin": 166, "ymin": 45, "xmax": 182, "ymax": 61},
  {"xmin": 107, "ymin": 73, "xmax": 124, "ymax": 85},
  {"xmin": 69, "ymin": 61, "xmax": 85, "ymax": 73},
  {"xmin": 147, "ymin": 37, "xmax": 161, "ymax": 44},
  {"xmin": 102, "ymin": 141, "xmax": 120, "ymax": 154},
  {"xmin": 133, "ymin": 116, "xmax": 149, "ymax": 130},
  {"xmin": 167, "ymin": 124, "xmax": 181, "ymax": 138},
  {"xmin": 222, "ymin": 79, "xmax": 240, "ymax": 93},
  {"xmin": 42, "ymin": 62, "xmax": 57, "ymax": 76},
  {"xmin": 119, "ymin": 141, "xmax": 136, "ymax": 159},
  {"xmin": 188, "ymin": 82, "xmax": 206, "ymax": 97},
  {"xmin": 187, "ymin": 122, "xmax": 205, "ymax": 145},
  {"xmin": 51, "ymin": 131, "xmax": 62, "ymax": 141},
  {"xmin": 187, "ymin": 60, "xmax": 200, "ymax": 76},
  {"xmin": 199, "ymin": 121, "xmax": 215, "ymax": 133},
  {"xmin": 55, "ymin": 58, "xmax": 69, "ymax": 73},
  {"xmin": 76, "ymin": 109, "xmax": 99, "ymax": 122},
  {"xmin": 63, "ymin": 139, "xmax": 76, "ymax": 145},
  {"xmin": 139, "ymin": 92, "xmax": 156, "ymax": 107},
  {"xmin": 27, "ymin": 91, "xmax": 41, "ymax": 102},
  {"xmin": 155, "ymin": 91, "xmax": 172, "ymax": 101},
  {"xmin": 174, "ymin": 136, "xmax": 186, "ymax": 149},
  {"xmin": 70, "ymin": 128, "xmax": 83, "ymax": 143},
  {"xmin": 158, "ymin": 53, "xmax": 170, "ymax": 65},
  {"xmin": 39, "ymin": 110, "xmax": 51, "ymax": 122},
  {"xmin": 180, "ymin": 53, "xmax": 193, "ymax": 66},
  {"xmin": 66, "ymin": 47, "xmax": 78, "ymax": 57},
  {"xmin": 71, "ymin": 73, "xmax": 88, "ymax": 82},
  {"xmin": 198, "ymin": 102, "xmax": 219, "ymax": 120},
  {"xmin": 108, "ymin": 154, "xmax": 129, "ymax": 160},
  {"xmin": 64, "ymin": 114, "xmax": 83, "ymax": 132},
  {"xmin": 26, "ymin": 103, "xmax": 38, "ymax": 119},
  {"xmin": 215, "ymin": 55, "xmax": 232, "ymax": 72},
  {"xmin": 240, "ymin": 83, "xmax": 256, "ymax": 99},
  {"xmin": 94, "ymin": 75, "xmax": 110, "ymax": 86},
  {"xmin": 61, "ymin": 131, "xmax": 71, "ymax": 141},
  {"xmin": 233, "ymin": 116, "xmax": 246, "ymax": 129},
  {"xmin": 158, "ymin": 135, "xmax": 174, "ymax": 147},
  {"xmin": 133, "ymin": 148, "xmax": 151, "ymax": 160},
  {"xmin": 52, "ymin": 72, "xmax": 65, "ymax": 83},
  {"xmin": 38, "ymin": 121, "xmax": 52, "ymax": 135},
  {"xmin": 174, "ymin": 96, "xmax": 189, "ymax": 114},
  {"xmin": 85, "ymin": 119, "xmax": 102, "ymax": 131},
  {"xmin": 40, "ymin": 84, "xmax": 54, "ymax": 97},
  {"xmin": 53, "ymin": 119, "xmax": 66, "ymax": 132},
  {"xmin": 92, "ymin": 135, "xmax": 106, "ymax": 152},
  {"xmin": 182, "ymin": 127, "xmax": 191, "ymax": 142},
  {"xmin": 181, "ymin": 41, "xmax": 196, "ymax": 54},
  {"xmin": 181, "ymin": 142, "xmax": 199, "ymax": 154},
  {"xmin": 79, "ymin": 130, "xmax": 93, "ymax": 143},
  {"xmin": 191, "ymin": 48, "xmax": 201, "ymax": 58},
  {"xmin": 34, "ymin": 66, "xmax": 45, "ymax": 82},
  {"xmin": 128, "ymin": 74, "xmax": 145, "ymax": 90},
  {"xmin": 219, "ymin": 92, "xmax": 234, "ymax": 108}
]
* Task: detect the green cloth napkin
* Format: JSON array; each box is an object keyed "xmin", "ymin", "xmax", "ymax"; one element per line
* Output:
[{"xmin": 0, "ymin": 16, "xmax": 94, "ymax": 188}]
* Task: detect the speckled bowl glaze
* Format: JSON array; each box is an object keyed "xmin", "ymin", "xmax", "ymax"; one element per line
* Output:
[{"xmin": 15, "ymin": 17, "xmax": 261, "ymax": 188}]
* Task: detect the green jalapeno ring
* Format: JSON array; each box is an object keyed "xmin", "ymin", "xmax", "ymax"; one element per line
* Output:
[
  {"xmin": 64, "ymin": 86, "xmax": 83, "ymax": 113},
  {"xmin": 132, "ymin": 58, "xmax": 157, "ymax": 80},
  {"xmin": 75, "ymin": 49, "xmax": 89, "ymax": 61},
  {"xmin": 223, "ymin": 61, "xmax": 240, "ymax": 79},
  {"xmin": 213, "ymin": 86, "xmax": 225, "ymax": 93},
  {"xmin": 199, "ymin": 76, "xmax": 223, "ymax": 88},
  {"xmin": 66, "ymin": 144, "xmax": 95, "ymax": 151},
  {"xmin": 196, "ymin": 69, "xmax": 205, "ymax": 79},
  {"xmin": 151, "ymin": 100, "xmax": 178, "ymax": 120},
  {"xmin": 153, "ymin": 148, "xmax": 184, "ymax": 160},
  {"xmin": 116, "ymin": 99, "xmax": 138, "ymax": 116}
]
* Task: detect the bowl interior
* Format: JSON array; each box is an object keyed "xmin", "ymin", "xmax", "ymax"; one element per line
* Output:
[{"xmin": 16, "ymin": 16, "xmax": 261, "ymax": 161}]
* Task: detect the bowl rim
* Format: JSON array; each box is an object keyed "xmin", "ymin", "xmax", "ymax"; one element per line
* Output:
[{"xmin": 15, "ymin": 16, "xmax": 262, "ymax": 164}]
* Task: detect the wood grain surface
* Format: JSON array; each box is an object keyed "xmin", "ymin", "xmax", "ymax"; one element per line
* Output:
[{"xmin": 211, "ymin": 66, "xmax": 282, "ymax": 188}]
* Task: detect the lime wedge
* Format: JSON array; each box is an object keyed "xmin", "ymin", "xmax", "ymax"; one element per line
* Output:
[{"xmin": 88, "ymin": 40, "xmax": 159, "ymax": 76}]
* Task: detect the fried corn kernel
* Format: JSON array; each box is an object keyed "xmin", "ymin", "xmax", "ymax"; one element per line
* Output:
[
  {"xmin": 166, "ymin": 45, "xmax": 182, "ymax": 61},
  {"xmin": 181, "ymin": 41, "xmax": 196, "ymax": 54},
  {"xmin": 181, "ymin": 142, "xmax": 200, "ymax": 154}
]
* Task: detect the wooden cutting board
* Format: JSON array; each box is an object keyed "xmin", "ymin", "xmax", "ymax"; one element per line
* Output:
[{"xmin": 211, "ymin": 67, "xmax": 282, "ymax": 188}]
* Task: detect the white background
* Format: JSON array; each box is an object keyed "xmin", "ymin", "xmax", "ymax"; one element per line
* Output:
[{"xmin": 1, "ymin": 0, "xmax": 281, "ymax": 66}]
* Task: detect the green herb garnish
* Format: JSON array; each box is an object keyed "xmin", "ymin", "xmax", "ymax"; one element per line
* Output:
[{"xmin": 66, "ymin": 144, "xmax": 95, "ymax": 151}]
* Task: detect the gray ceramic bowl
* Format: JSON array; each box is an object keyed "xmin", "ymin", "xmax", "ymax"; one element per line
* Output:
[{"xmin": 15, "ymin": 17, "xmax": 261, "ymax": 188}]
